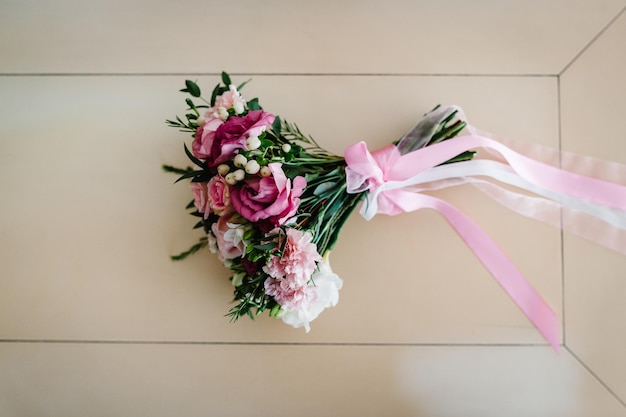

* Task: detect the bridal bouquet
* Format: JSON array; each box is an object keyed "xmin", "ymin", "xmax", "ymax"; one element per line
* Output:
[
  {"xmin": 166, "ymin": 73, "xmax": 626, "ymax": 349},
  {"xmin": 164, "ymin": 72, "xmax": 472, "ymax": 331}
]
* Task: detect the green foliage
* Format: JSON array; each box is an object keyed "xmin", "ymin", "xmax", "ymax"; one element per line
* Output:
[{"xmin": 170, "ymin": 237, "xmax": 208, "ymax": 261}]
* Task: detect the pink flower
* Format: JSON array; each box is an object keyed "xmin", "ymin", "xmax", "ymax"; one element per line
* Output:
[
  {"xmin": 190, "ymin": 181, "xmax": 211, "ymax": 218},
  {"xmin": 277, "ymin": 259, "xmax": 343, "ymax": 332},
  {"xmin": 207, "ymin": 110, "xmax": 275, "ymax": 167},
  {"xmin": 192, "ymin": 117, "xmax": 223, "ymax": 160},
  {"xmin": 211, "ymin": 212, "xmax": 246, "ymax": 262},
  {"xmin": 207, "ymin": 175, "xmax": 231, "ymax": 215},
  {"xmin": 231, "ymin": 163, "xmax": 306, "ymax": 227},
  {"xmin": 208, "ymin": 85, "xmax": 246, "ymax": 118},
  {"xmin": 265, "ymin": 281, "xmax": 317, "ymax": 311},
  {"xmin": 263, "ymin": 228, "xmax": 322, "ymax": 310}
]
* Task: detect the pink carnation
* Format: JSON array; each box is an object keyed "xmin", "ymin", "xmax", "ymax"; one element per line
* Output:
[
  {"xmin": 231, "ymin": 163, "xmax": 306, "ymax": 227},
  {"xmin": 263, "ymin": 228, "xmax": 322, "ymax": 310},
  {"xmin": 264, "ymin": 281, "xmax": 317, "ymax": 311}
]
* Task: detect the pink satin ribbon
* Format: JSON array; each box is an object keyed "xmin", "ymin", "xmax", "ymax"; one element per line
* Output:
[{"xmin": 344, "ymin": 134, "xmax": 626, "ymax": 352}]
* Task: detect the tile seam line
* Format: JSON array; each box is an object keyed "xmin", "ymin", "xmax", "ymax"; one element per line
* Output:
[
  {"xmin": 0, "ymin": 72, "xmax": 558, "ymax": 78},
  {"xmin": 565, "ymin": 346, "xmax": 626, "ymax": 409},
  {"xmin": 0, "ymin": 339, "xmax": 556, "ymax": 348},
  {"xmin": 559, "ymin": 4, "xmax": 626, "ymax": 76},
  {"xmin": 557, "ymin": 74, "xmax": 566, "ymax": 349}
]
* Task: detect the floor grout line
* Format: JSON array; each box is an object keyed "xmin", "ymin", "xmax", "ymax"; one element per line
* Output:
[
  {"xmin": 0, "ymin": 339, "xmax": 555, "ymax": 348},
  {"xmin": 565, "ymin": 346, "xmax": 626, "ymax": 409},
  {"xmin": 0, "ymin": 72, "xmax": 558, "ymax": 78},
  {"xmin": 559, "ymin": 4, "xmax": 626, "ymax": 76},
  {"xmin": 557, "ymin": 75, "xmax": 567, "ymax": 348}
]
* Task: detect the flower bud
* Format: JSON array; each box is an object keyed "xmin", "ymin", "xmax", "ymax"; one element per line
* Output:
[
  {"xmin": 245, "ymin": 160, "xmax": 260, "ymax": 175},
  {"xmin": 217, "ymin": 106, "xmax": 229, "ymax": 121},
  {"xmin": 282, "ymin": 143, "xmax": 292, "ymax": 153},
  {"xmin": 246, "ymin": 135, "xmax": 261, "ymax": 150},
  {"xmin": 196, "ymin": 116, "xmax": 206, "ymax": 126},
  {"xmin": 231, "ymin": 272, "xmax": 245, "ymax": 287},
  {"xmin": 233, "ymin": 101, "xmax": 245, "ymax": 115},
  {"xmin": 217, "ymin": 164, "xmax": 230, "ymax": 176},
  {"xmin": 260, "ymin": 166, "xmax": 272, "ymax": 177},
  {"xmin": 225, "ymin": 173, "xmax": 237, "ymax": 185},
  {"xmin": 233, "ymin": 169, "xmax": 245, "ymax": 181},
  {"xmin": 233, "ymin": 154, "xmax": 248, "ymax": 168}
]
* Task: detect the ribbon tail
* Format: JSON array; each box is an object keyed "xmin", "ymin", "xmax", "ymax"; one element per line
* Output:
[{"xmin": 394, "ymin": 191, "xmax": 560, "ymax": 351}]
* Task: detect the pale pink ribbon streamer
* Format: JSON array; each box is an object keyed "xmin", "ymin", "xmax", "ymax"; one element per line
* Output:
[{"xmin": 344, "ymin": 135, "xmax": 626, "ymax": 351}]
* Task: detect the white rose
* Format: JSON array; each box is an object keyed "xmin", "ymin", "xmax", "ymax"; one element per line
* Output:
[{"xmin": 278, "ymin": 259, "xmax": 343, "ymax": 332}]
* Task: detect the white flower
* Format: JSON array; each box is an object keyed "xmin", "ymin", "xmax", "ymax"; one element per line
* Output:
[
  {"xmin": 217, "ymin": 106, "xmax": 229, "ymax": 121},
  {"xmin": 223, "ymin": 222, "xmax": 248, "ymax": 250},
  {"xmin": 233, "ymin": 100, "xmax": 245, "ymax": 115},
  {"xmin": 277, "ymin": 259, "xmax": 343, "ymax": 332},
  {"xmin": 207, "ymin": 233, "xmax": 218, "ymax": 254}
]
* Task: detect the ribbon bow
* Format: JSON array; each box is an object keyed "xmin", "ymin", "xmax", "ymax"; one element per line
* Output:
[{"xmin": 344, "ymin": 121, "xmax": 626, "ymax": 352}]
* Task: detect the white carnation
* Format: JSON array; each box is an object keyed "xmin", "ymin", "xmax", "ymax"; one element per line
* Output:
[{"xmin": 278, "ymin": 259, "xmax": 343, "ymax": 332}]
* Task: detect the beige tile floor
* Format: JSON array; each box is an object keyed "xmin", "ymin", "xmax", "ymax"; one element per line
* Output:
[{"xmin": 0, "ymin": 1, "xmax": 625, "ymax": 415}]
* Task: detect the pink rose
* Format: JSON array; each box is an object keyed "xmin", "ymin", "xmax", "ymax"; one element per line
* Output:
[
  {"xmin": 230, "ymin": 163, "xmax": 306, "ymax": 226},
  {"xmin": 207, "ymin": 110, "xmax": 275, "ymax": 167},
  {"xmin": 207, "ymin": 175, "xmax": 231, "ymax": 215},
  {"xmin": 190, "ymin": 181, "xmax": 211, "ymax": 218},
  {"xmin": 211, "ymin": 212, "xmax": 245, "ymax": 261},
  {"xmin": 192, "ymin": 117, "xmax": 223, "ymax": 160}
]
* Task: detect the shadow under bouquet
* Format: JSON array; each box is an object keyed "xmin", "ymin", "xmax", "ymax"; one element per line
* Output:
[{"xmin": 164, "ymin": 72, "xmax": 473, "ymax": 331}]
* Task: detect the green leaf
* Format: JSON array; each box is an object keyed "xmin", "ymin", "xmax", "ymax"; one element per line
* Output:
[
  {"xmin": 247, "ymin": 98, "xmax": 261, "ymax": 110},
  {"xmin": 242, "ymin": 228, "xmax": 255, "ymax": 241},
  {"xmin": 271, "ymin": 116, "xmax": 282, "ymax": 134},
  {"xmin": 162, "ymin": 164, "xmax": 192, "ymax": 175},
  {"xmin": 174, "ymin": 170, "xmax": 202, "ymax": 183},
  {"xmin": 221, "ymin": 71, "xmax": 232, "ymax": 86},
  {"xmin": 250, "ymin": 251, "xmax": 264, "ymax": 262},
  {"xmin": 314, "ymin": 182, "xmax": 337, "ymax": 196},
  {"xmin": 237, "ymin": 79, "xmax": 251, "ymax": 91},
  {"xmin": 183, "ymin": 143, "xmax": 205, "ymax": 168},
  {"xmin": 170, "ymin": 238, "xmax": 208, "ymax": 261},
  {"xmin": 210, "ymin": 83, "xmax": 221, "ymax": 107},
  {"xmin": 254, "ymin": 243, "xmax": 277, "ymax": 251},
  {"xmin": 269, "ymin": 303, "xmax": 281, "ymax": 317},
  {"xmin": 184, "ymin": 80, "xmax": 201, "ymax": 97},
  {"xmin": 260, "ymin": 139, "xmax": 274, "ymax": 148}
]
